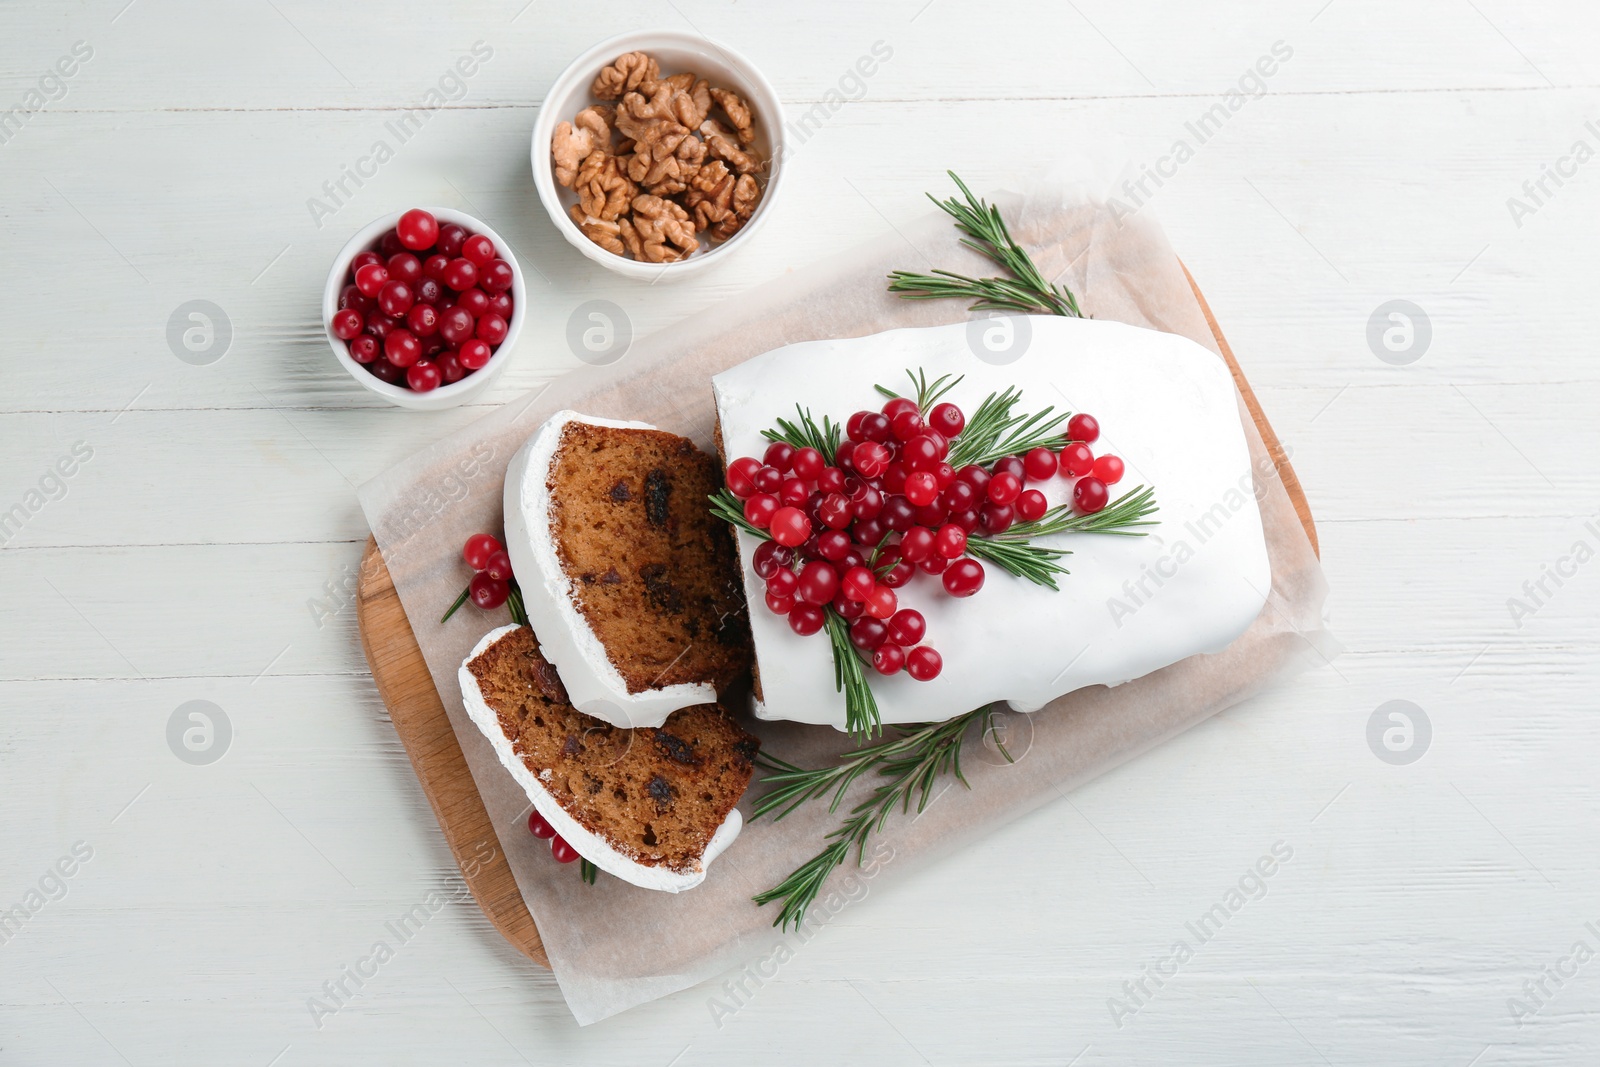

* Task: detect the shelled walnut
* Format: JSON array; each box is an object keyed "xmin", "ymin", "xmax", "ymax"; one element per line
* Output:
[{"xmin": 550, "ymin": 51, "xmax": 768, "ymax": 263}]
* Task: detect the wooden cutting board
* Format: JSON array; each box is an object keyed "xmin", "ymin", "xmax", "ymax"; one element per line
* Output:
[{"xmin": 353, "ymin": 266, "xmax": 1319, "ymax": 970}]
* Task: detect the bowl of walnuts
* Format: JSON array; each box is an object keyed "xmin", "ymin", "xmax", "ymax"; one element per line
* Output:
[{"xmin": 531, "ymin": 30, "xmax": 785, "ymax": 279}]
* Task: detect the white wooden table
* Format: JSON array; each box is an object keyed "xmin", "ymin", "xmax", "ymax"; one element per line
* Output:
[{"xmin": 3, "ymin": 1, "xmax": 1596, "ymax": 1062}]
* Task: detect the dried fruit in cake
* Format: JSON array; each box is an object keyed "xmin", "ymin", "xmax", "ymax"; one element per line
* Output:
[{"xmin": 460, "ymin": 625, "xmax": 757, "ymax": 891}]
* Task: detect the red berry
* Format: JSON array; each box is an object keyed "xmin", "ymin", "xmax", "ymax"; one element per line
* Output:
[
  {"xmin": 906, "ymin": 646, "xmax": 943, "ymax": 681},
  {"xmin": 364, "ymin": 312, "xmax": 397, "ymax": 339},
  {"xmin": 955, "ymin": 464, "xmax": 991, "ymax": 492},
  {"xmin": 904, "ymin": 472, "xmax": 939, "ymax": 507},
  {"xmin": 763, "ymin": 441, "xmax": 795, "ymax": 472},
  {"xmin": 1061, "ymin": 442, "xmax": 1095, "ymax": 477},
  {"xmin": 887, "ymin": 609, "xmax": 926, "ymax": 647},
  {"xmin": 458, "ymin": 339, "xmax": 493, "ymax": 371},
  {"xmin": 882, "ymin": 396, "xmax": 917, "ymax": 418},
  {"xmin": 550, "ymin": 835, "xmax": 580, "ymax": 863},
  {"xmin": 379, "ymin": 280, "xmax": 415, "ymax": 318},
  {"xmin": 873, "ymin": 644, "xmax": 906, "ymax": 675},
  {"xmin": 368, "ymin": 358, "xmax": 404, "ymax": 384},
  {"xmin": 339, "ymin": 284, "xmax": 372, "ymax": 313},
  {"xmin": 528, "ymin": 810, "xmax": 556, "ymax": 839},
  {"xmin": 397, "ymin": 209, "xmax": 440, "ymax": 251},
  {"xmin": 913, "ymin": 499, "xmax": 949, "ymax": 528},
  {"xmin": 387, "ymin": 253, "xmax": 423, "ymax": 287},
  {"xmin": 417, "ymin": 277, "xmax": 445, "ymax": 306},
  {"xmin": 463, "ymin": 533, "xmax": 502, "ymax": 570},
  {"xmin": 779, "ymin": 478, "xmax": 810, "ymax": 507},
  {"xmin": 354, "ymin": 262, "xmax": 389, "ymax": 298},
  {"xmin": 484, "ymin": 549, "xmax": 513, "ymax": 581},
  {"xmin": 842, "ymin": 565, "xmax": 876, "ymax": 602},
  {"xmin": 943, "ymin": 558, "xmax": 985, "ymax": 597},
  {"xmin": 378, "ymin": 229, "xmax": 406, "ymax": 257},
  {"xmin": 1074, "ymin": 476, "xmax": 1110, "ymax": 513},
  {"xmin": 726, "ymin": 457, "xmax": 761, "ymax": 499},
  {"xmin": 890, "ymin": 409, "xmax": 924, "ymax": 442},
  {"xmin": 437, "ymin": 224, "xmax": 468, "ymax": 257},
  {"xmin": 438, "ymin": 351, "xmax": 467, "ymax": 383},
  {"xmin": 385, "ymin": 329, "xmax": 421, "ymax": 367},
  {"xmin": 850, "ymin": 616, "xmax": 888, "ymax": 651},
  {"xmin": 987, "ymin": 472, "xmax": 1022, "ymax": 505},
  {"xmin": 462, "ymin": 233, "xmax": 496, "ymax": 265},
  {"xmin": 943, "ymin": 480, "xmax": 978, "ymax": 512},
  {"xmin": 1068, "ymin": 413, "xmax": 1100, "ymax": 444},
  {"xmin": 439, "ymin": 306, "xmax": 475, "ymax": 345},
  {"xmin": 764, "ymin": 589, "xmax": 795, "ymax": 615},
  {"xmin": 789, "ymin": 603, "xmax": 825, "ymax": 636},
  {"xmin": 744, "ymin": 494, "xmax": 780, "ymax": 529},
  {"xmin": 797, "ymin": 560, "xmax": 839, "ymax": 605},
  {"xmin": 881, "ymin": 462, "xmax": 908, "ymax": 496},
  {"xmin": 1093, "ymin": 455, "xmax": 1125, "ymax": 485},
  {"xmin": 767, "ymin": 567, "xmax": 798, "ymax": 596},
  {"xmin": 469, "ymin": 571, "xmax": 509, "ymax": 609},
  {"xmin": 769, "ymin": 506, "xmax": 812, "ymax": 547},
  {"xmin": 348, "ymin": 335, "xmax": 379, "ymax": 364},
  {"xmin": 480, "ymin": 259, "xmax": 515, "ymax": 293},
  {"xmin": 852, "ymin": 517, "xmax": 887, "ymax": 549},
  {"xmin": 949, "ymin": 507, "xmax": 981, "ymax": 533},
  {"xmin": 832, "ymin": 592, "xmax": 865, "ymax": 619},
  {"xmin": 901, "ymin": 435, "xmax": 940, "ymax": 473},
  {"xmin": 817, "ymin": 530, "xmax": 852, "ymax": 560},
  {"xmin": 752, "ymin": 465, "xmax": 783, "ymax": 494},
  {"xmin": 406, "ymin": 303, "xmax": 440, "ymax": 338},
  {"xmin": 880, "ymin": 496, "xmax": 916, "ymax": 533},
  {"xmin": 933, "ymin": 462, "xmax": 956, "ymax": 489},
  {"xmin": 928, "ymin": 402, "xmax": 965, "ymax": 437},
  {"xmin": 406, "ymin": 360, "xmax": 442, "ymax": 392},
  {"xmin": 980, "ymin": 502, "xmax": 1015, "ymax": 534},
  {"xmin": 934, "ymin": 523, "xmax": 967, "ymax": 558},
  {"xmin": 331, "ymin": 308, "xmax": 364, "ymax": 340},
  {"xmin": 817, "ymin": 466, "xmax": 847, "ymax": 494},
  {"xmin": 919, "ymin": 554, "xmax": 950, "ymax": 575},
  {"xmin": 443, "ymin": 257, "xmax": 479, "ymax": 291},
  {"xmin": 456, "ymin": 287, "xmax": 490, "ymax": 317},
  {"xmin": 853, "ymin": 442, "xmax": 890, "ymax": 478},
  {"xmin": 1016, "ymin": 489, "xmax": 1049, "ymax": 522},
  {"xmin": 751, "ymin": 539, "xmax": 793, "ymax": 579},
  {"xmin": 1024, "ymin": 447, "xmax": 1058, "ymax": 481},
  {"xmin": 351, "ymin": 251, "xmax": 383, "ymax": 274},
  {"xmin": 864, "ymin": 584, "xmax": 898, "ymax": 619},
  {"xmin": 488, "ymin": 290, "xmax": 513, "ymax": 317},
  {"xmin": 819, "ymin": 493, "xmax": 854, "ymax": 529},
  {"xmin": 993, "ymin": 456, "xmax": 1026, "ymax": 483},
  {"xmin": 878, "ymin": 554, "xmax": 915, "ymax": 588},
  {"xmin": 791, "ymin": 447, "xmax": 825, "ymax": 481},
  {"xmin": 423, "ymin": 254, "xmax": 451, "ymax": 280},
  {"xmin": 898, "ymin": 526, "xmax": 936, "ymax": 564}
]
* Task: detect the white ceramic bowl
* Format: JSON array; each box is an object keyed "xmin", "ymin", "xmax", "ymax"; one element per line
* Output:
[
  {"xmin": 531, "ymin": 29, "xmax": 785, "ymax": 280},
  {"xmin": 323, "ymin": 207, "xmax": 527, "ymax": 410}
]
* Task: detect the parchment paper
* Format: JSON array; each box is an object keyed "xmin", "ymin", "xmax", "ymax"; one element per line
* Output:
[{"xmin": 356, "ymin": 189, "xmax": 1331, "ymax": 1025}]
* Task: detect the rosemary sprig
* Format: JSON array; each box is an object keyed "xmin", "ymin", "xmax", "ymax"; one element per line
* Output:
[
  {"xmin": 966, "ymin": 488, "xmax": 1160, "ymax": 589},
  {"xmin": 441, "ymin": 578, "xmax": 529, "ymax": 626},
  {"xmin": 708, "ymin": 488, "xmax": 770, "ymax": 540},
  {"xmin": 874, "ymin": 368, "xmax": 964, "ymax": 411},
  {"xmin": 964, "ymin": 538, "xmax": 1073, "ymax": 590},
  {"xmin": 888, "ymin": 171, "xmax": 1084, "ymax": 319},
  {"xmin": 762, "ymin": 405, "xmax": 842, "ymax": 459},
  {"xmin": 440, "ymin": 585, "xmax": 471, "ymax": 624},
  {"xmin": 751, "ymin": 705, "xmax": 1013, "ymax": 929},
  {"xmin": 579, "ymin": 858, "xmax": 598, "ymax": 885},
  {"xmin": 826, "ymin": 609, "xmax": 882, "ymax": 741},
  {"xmin": 945, "ymin": 385, "xmax": 1071, "ymax": 468}
]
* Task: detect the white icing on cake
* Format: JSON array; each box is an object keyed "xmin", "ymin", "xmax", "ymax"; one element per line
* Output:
[
  {"xmin": 711, "ymin": 317, "xmax": 1272, "ymax": 729},
  {"xmin": 458, "ymin": 624, "xmax": 742, "ymax": 893},
  {"xmin": 504, "ymin": 410, "xmax": 718, "ymax": 729}
]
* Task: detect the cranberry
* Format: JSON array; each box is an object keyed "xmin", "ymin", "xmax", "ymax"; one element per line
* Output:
[
  {"xmin": 882, "ymin": 396, "xmax": 918, "ymax": 420},
  {"xmin": 899, "ymin": 526, "xmax": 936, "ymax": 563},
  {"xmin": 890, "ymin": 409, "xmax": 924, "ymax": 442},
  {"xmin": 354, "ymin": 262, "xmax": 389, "ymax": 298},
  {"xmin": 842, "ymin": 565, "xmax": 876, "ymax": 602},
  {"xmin": 463, "ymin": 533, "xmax": 502, "ymax": 570},
  {"xmin": 331, "ymin": 308, "xmax": 364, "ymax": 340},
  {"xmin": 877, "ymin": 553, "xmax": 915, "ymax": 588},
  {"xmin": 832, "ymin": 593, "xmax": 865, "ymax": 619},
  {"xmin": 955, "ymin": 464, "xmax": 991, "ymax": 493},
  {"xmin": 462, "ymin": 233, "xmax": 496, "ymax": 265},
  {"xmin": 378, "ymin": 229, "xmax": 406, "ymax": 257},
  {"xmin": 861, "ymin": 412, "xmax": 892, "ymax": 442},
  {"xmin": 819, "ymin": 493, "xmax": 854, "ymax": 529},
  {"xmin": 406, "ymin": 360, "xmax": 442, "ymax": 392},
  {"xmin": 987, "ymin": 472, "xmax": 1022, "ymax": 505},
  {"xmin": 397, "ymin": 209, "xmax": 440, "ymax": 251},
  {"xmin": 378, "ymin": 280, "xmax": 414, "ymax": 318},
  {"xmin": 528, "ymin": 810, "xmax": 556, "ymax": 839},
  {"xmin": 1061, "ymin": 442, "xmax": 1095, "ymax": 477},
  {"xmin": 767, "ymin": 568, "xmax": 798, "ymax": 598},
  {"xmin": 406, "ymin": 303, "xmax": 439, "ymax": 338},
  {"xmin": 873, "ymin": 644, "xmax": 906, "ymax": 675},
  {"xmin": 850, "ymin": 616, "xmax": 888, "ymax": 652},
  {"xmin": 368, "ymin": 358, "xmax": 404, "ymax": 384},
  {"xmin": 438, "ymin": 351, "xmax": 466, "ymax": 383},
  {"xmin": 744, "ymin": 494, "xmax": 779, "ymax": 529},
  {"xmin": 484, "ymin": 549, "xmax": 513, "ymax": 581},
  {"xmin": 881, "ymin": 462, "xmax": 908, "ymax": 495},
  {"xmin": 906, "ymin": 471, "xmax": 943, "ymax": 507},
  {"xmin": 928, "ymin": 402, "xmax": 965, "ymax": 437},
  {"xmin": 881, "ymin": 495, "xmax": 916, "ymax": 533},
  {"xmin": 726, "ymin": 457, "xmax": 761, "ymax": 499},
  {"xmin": 488, "ymin": 290, "xmax": 513, "ymax": 318},
  {"xmin": 769, "ymin": 506, "xmax": 811, "ymax": 547},
  {"xmin": 933, "ymin": 462, "xmax": 956, "ymax": 489},
  {"xmin": 906, "ymin": 646, "xmax": 942, "ymax": 681},
  {"xmin": 853, "ymin": 442, "xmax": 890, "ymax": 478},
  {"xmin": 1024, "ymin": 447, "xmax": 1058, "ymax": 481},
  {"xmin": 920, "ymin": 554, "xmax": 950, "ymax": 575},
  {"xmin": 443, "ymin": 257, "xmax": 479, "ymax": 291},
  {"xmin": 913, "ymin": 500, "xmax": 948, "ymax": 528},
  {"xmin": 864, "ymin": 584, "xmax": 898, "ymax": 620},
  {"xmin": 817, "ymin": 530, "xmax": 852, "ymax": 560},
  {"xmin": 423, "ymin": 254, "xmax": 451, "ymax": 280},
  {"xmin": 752, "ymin": 465, "xmax": 783, "ymax": 494},
  {"xmin": 384, "ymin": 329, "xmax": 421, "ymax": 368},
  {"xmin": 764, "ymin": 441, "xmax": 796, "ymax": 473},
  {"xmin": 993, "ymin": 456, "xmax": 1026, "ymax": 483},
  {"xmin": 421, "ymin": 334, "xmax": 448, "ymax": 359},
  {"xmin": 417, "ymin": 277, "xmax": 445, "ymax": 306},
  {"xmin": 752, "ymin": 539, "xmax": 792, "ymax": 579},
  {"xmin": 458, "ymin": 339, "xmax": 492, "ymax": 371},
  {"xmin": 846, "ymin": 411, "xmax": 873, "ymax": 442},
  {"xmin": 901, "ymin": 435, "xmax": 940, "ymax": 472},
  {"xmin": 772, "ymin": 478, "xmax": 803, "ymax": 508},
  {"xmin": 925, "ymin": 431, "xmax": 949, "ymax": 461},
  {"xmin": 852, "ymin": 516, "xmax": 887, "ymax": 549},
  {"xmin": 480, "ymin": 259, "xmax": 515, "ymax": 293},
  {"xmin": 944, "ymin": 480, "xmax": 979, "ymax": 512},
  {"xmin": 1068, "ymin": 413, "xmax": 1100, "ymax": 444},
  {"xmin": 469, "ymin": 571, "xmax": 509, "ymax": 608},
  {"xmin": 834, "ymin": 441, "xmax": 859, "ymax": 474},
  {"xmin": 884, "ymin": 609, "xmax": 924, "ymax": 647},
  {"xmin": 1016, "ymin": 489, "xmax": 1049, "ymax": 522},
  {"xmin": 943, "ymin": 558, "xmax": 985, "ymax": 598},
  {"xmin": 797, "ymin": 560, "xmax": 839, "ymax": 605},
  {"xmin": 456, "ymin": 287, "xmax": 490, "ymax": 318},
  {"xmin": 439, "ymin": 306, "xmax": 475, "ymax": 345},
  {"xmin": 1074, "ymin": 476, "xmax": 1110, "ymax": 514},
  {"xmin": 848, "ymin": 482, "xmax": 883, "ymax": 521},
  {"xmin": 348, "ymin": 335, "xmax": 379, "ymax": 364},
  {"xmin": 789, "ymin": 603, "xmax": 825, "ymax": 636},
  {"xmin": 764, "ymin": 589, "xmax": 795, "ymax": 615},
  {"xmin": 1093, "ymin": 455, "xmax": 1125, "ymax": 485},
  {"xmin": 339, "ymin": 284, "xmax": 372, "ymax": 313},
  {"xmin": 817, "ymin": 467, "xmax": 847, "ymax": 495},
  {"xmin": 387, "ymin": 253, "xmax": 423, "ymax": 286},
  {"xmin": 351, "ymin": 251, "xmax": 383, "ymax": 274},
  {"xmin": 437, "ymin": 224, "xmax": 468, "ymax": 257},
  {"xmin": 934, "ymin": 523, "xmax": 967, "ymax": 558},
  {"xmin": 791, "ymin": 447, "xmax": 825, "ymax": 480},
  {"xmin": 550, "ymin": 836, "xmax": 580, "ymax": 864},
  {"xmin": 949, "ymin": 507, "xmax": 981, "ymax": 533},
  {"xmin": 980, "ymin": 502, "xmax": 1015, "ymax": 534}
]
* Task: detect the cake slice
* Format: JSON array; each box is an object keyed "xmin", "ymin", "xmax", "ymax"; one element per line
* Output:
[
  {"xmin": 460, "ymin": 623, "xmax": 758, "ymax": 892},
  {"xmin": 504, "ymin": 411, "xmax": 752, "ymax": 728}
]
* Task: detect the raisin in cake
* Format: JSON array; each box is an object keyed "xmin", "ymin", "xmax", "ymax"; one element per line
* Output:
[
  {"xmin": 460, "ymin": 624, "xmax": 758, "ymax": 892},
  {"xmin": 504, "ymin": 411, "xmax": 752, "ymax": 728}
]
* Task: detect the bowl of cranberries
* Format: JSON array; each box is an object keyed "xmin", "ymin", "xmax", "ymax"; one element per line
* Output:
[{"xmin": 324, "ymin": 207, "xmax": 525, "ymax": 409}]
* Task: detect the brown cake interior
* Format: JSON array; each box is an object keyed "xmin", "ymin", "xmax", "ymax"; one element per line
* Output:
[
  {"xmin": 469, "ymin": 626, "xmax": 758, "ymax": 871},
  {"xmin": 546, "ymin": 420, "xmax": 752, "ymax": 695}
]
